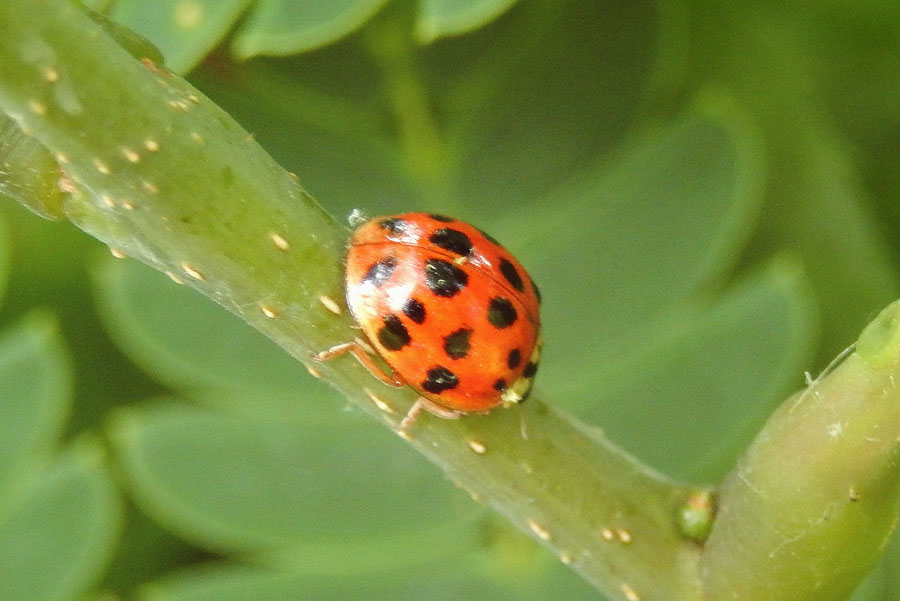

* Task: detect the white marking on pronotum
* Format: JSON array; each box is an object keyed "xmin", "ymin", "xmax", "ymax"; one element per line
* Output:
[
  {"xmin": 260, "ymin": 304, "xmax": 278, "ymax": 319},
  {"xmin": 143, "ymin": 138, "xmax": 160, "ymax": 152}
]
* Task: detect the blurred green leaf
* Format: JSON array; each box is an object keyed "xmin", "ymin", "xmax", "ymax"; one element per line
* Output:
[
  {"xmin": 591, "ymin": 259, "xmax": 816, "ymax": 480},
  {"xmin": 232, "ymin": 0, "xmax": 390, "ymax": 58},
  {"xmin": 0, "ymin": 313, "xmax": 71, "ymax": 502},
  {"xmin": 449, "ymin": 0, "xmax": 660, "ymax": 218},
  {"xmin": 530, "ymin": 106, "xmax": 765, "ymax": 392},
  {"xmin": 138, "ymin": 552, "xmax": 601, "ymax": 601},
  {"xmin": 100, "ymin": 508, "xmax": 204, "ymax": 598},
  {"xmin": 92, "ymin": 256, "xmax": 326, "ymax": 408},
  {"xmin": 416, "ymin": 0, "xmax": 520, "ymax": 42},
  {"xmin": 103, "ymin": 0, "xmax": 536, "ymax": 69},
  {"xmin": 189, "ymin": 56, "xmax": 419, "ymax": 220},
  {"xmin": 799, "ymin": 8, "xmax": 900, "ymax": 252},
  {"xmin": 0, "ymin": 440, "xmax": 122, "ymax": 601},
  {"xmin": 108, "ymin": 402, "xmax": 482, "ymax": 571},
  {"xmin": 684, "ymin": 2, "xmax": 900, "ymax": 363},
  {"xmin": 193, "ymin": 0, "xmax": 661, "ymax": 221},
  {"xmin": 110, "ymin": 0, "xmax": 252, "ymax": 73},
  {"xmin": 83, "ymin": 0, "xmax": 115, "ymax": 11}
]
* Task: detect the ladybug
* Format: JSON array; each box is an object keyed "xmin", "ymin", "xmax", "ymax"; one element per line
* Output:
[{"xmin": 315, "ymin": 212, "xmax": 542, "ymax": 428}]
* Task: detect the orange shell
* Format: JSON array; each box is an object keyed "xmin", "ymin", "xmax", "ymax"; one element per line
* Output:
[{"xmin": 345, "ymin": 213, "xmax": 541, "ymax": 413}]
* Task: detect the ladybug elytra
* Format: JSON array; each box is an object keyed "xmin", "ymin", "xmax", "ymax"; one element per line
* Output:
[{"xmin": 315, "ymin": 212, "xmax": 541, "ymax": 427}]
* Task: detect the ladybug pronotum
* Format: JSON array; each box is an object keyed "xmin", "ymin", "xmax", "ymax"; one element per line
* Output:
[{"xmin": 315, "ymin": 212, "xmax": 542, "ymax": 428}]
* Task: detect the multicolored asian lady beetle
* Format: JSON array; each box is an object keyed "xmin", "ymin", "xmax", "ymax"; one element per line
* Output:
[{"xmin": 315, "ymin": 212, "xmax": 542, "ymax": 427}]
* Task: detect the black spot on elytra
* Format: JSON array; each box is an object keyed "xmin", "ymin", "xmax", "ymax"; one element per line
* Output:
[
  {"xmin": 402, "ymin": 298, "xmax": 426, "ymax": 324},
  {"xmin": 378, "ymin": 218, "xmax": 409, "ymax": 236},
  {"xmin": 499, "ymin": 258, "xmax": 524, "ymax": 291},
  {"xmin": 532, "ymin": 280, "xmax": 542, "ymax": 304},
  {"xmin": 523, "ymin": 361, "xmax": 538, "ymax": 378},
  {"xmin": 429, "ymin": 214, "xmax": 454, "ymax": 223},
  {"xmin": 377, "ymin": 314, "xmax": 410, "ymax": 351},
  {"xmin": 443, "ymin": 328, "xmax": 472, "ymax": 359},
  {"xmin": 424, "ymin": 259, "xmax": 468, "ymax": 297},
  {"xmin": 493, "ymin": 378, "xmax": 507, "ymax": 391},
  {"xmin": 361, "ymin": 256, "xmax": 396, "ymax": 287},
  {"xmin": 430, "ymin": 228, "xmax": 473, "ymax": 257},
  {"xmin": 422, "ymin": 366, "xmax": 458, "ymax": 394},
  {"xmin": 488, "ymin": 297, "xmax": 517, "ymax": 328},
  {"xmin": 507, "ymin": 348, "xmax": 522, "ymax": 370}
]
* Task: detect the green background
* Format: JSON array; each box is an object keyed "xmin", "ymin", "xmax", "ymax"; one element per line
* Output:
[{"xmin": 1, "ymin": 1, "xmax": 899, "ymax": 600}]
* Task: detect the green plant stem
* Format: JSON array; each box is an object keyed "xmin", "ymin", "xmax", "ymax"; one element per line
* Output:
[
  {"xmin": 702, "ymin": 303, "xmax": 900, "ymax": 601},
  {"xmin": 0, "ymin": 3, "xmax": 704, "ymax": 600}
]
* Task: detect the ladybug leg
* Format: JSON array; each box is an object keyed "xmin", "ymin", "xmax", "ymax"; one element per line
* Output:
[
  {"xmin": 312, "ymin": 341, "xmax": 404, "ymax": 388},
  {"xmin": 398, "ymin": 397, "xmax": 461, "ymax": 431}
]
